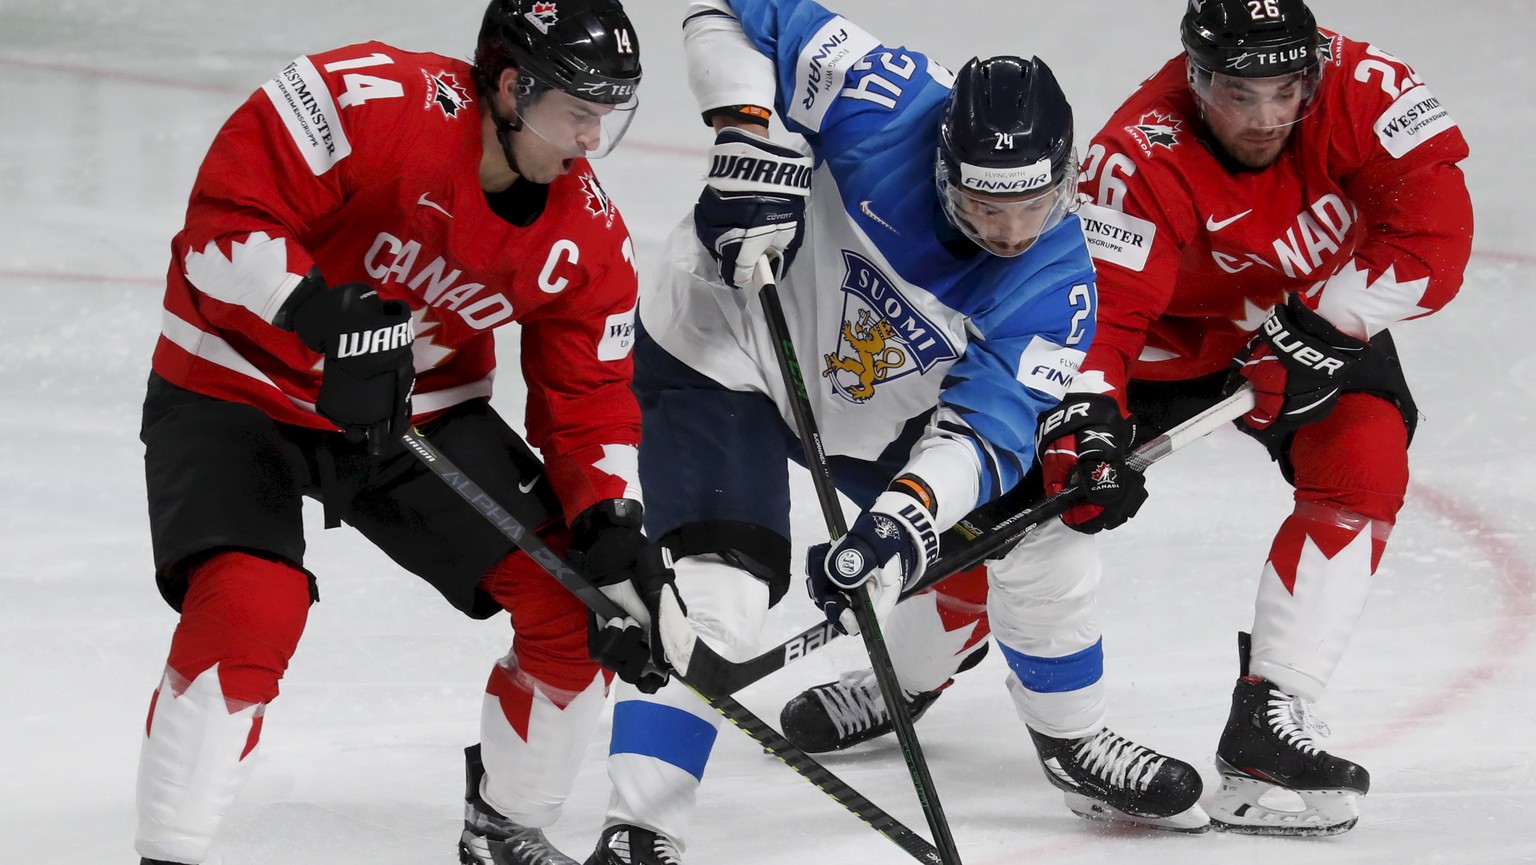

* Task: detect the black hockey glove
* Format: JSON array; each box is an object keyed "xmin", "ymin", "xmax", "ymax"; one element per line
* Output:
[
  {"xmin": 280, "ymin": 277, "xmax": 414, "ymax": 456},
  {"xmin": 570, "ymin": 500, "xmax": 686, "ymax": 694},
  {"xmin": 694, "ymin": 127, "xmax": 813, "ymax": 289},
  {"xmin": 1036, "ymin": 394, "xmax": 1148, "ymax": 534},
  {"xmin": 806, "ymin": 485, "xmax": 939, "ymax": 635},
  {"xmin": 1229, "ymin": 293, "xmax": 1367, "ymax": 436}
]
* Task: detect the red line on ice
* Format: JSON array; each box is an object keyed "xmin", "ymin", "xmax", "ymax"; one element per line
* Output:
[{"xmin": 1349, "ymin": 484, "xmax": 1536, "ymax": 750}]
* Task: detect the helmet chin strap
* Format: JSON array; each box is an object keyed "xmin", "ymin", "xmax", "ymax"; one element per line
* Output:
[
  {"xmin": 489, "ymin": 71, "xmax": 552, "ymax": 181},
  {"xmin": 492, "ymin": 105, "xmax": 525, "ymax": 180}
]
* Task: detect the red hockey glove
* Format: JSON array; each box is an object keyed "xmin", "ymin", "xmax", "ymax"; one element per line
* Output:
[
  {"xmin": 1036, "ymin": 394, "xmax": 1147, "ymax": 534},
  {"xmin": 1230, "ymin": 293, "xmax": 1367, "ymax": 436}
]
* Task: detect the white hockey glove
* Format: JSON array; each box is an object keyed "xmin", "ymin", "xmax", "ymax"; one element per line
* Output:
[
  {"xmin": 806, "ymin": 487, "xmax": 940, "ymax": 636},
  {"xmin": 693, "ymin": 127, "xmax": 813, "ymax": 289}
]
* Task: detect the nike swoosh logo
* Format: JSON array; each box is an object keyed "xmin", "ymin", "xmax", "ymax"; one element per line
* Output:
[
  {"xmin": 1205, "ymin": 209, "xmax": 1251, "ymax": 231},
  {"xmin": 859, "ymin": 200, "xmax": 898, "ymax": 234},
  {"xmin": 518, "ymin": 476, "xmax": 539, "ymax": 494},
  {"xmin": 417, "ymin": 192, "xmax": 452, "ymax": 218}
]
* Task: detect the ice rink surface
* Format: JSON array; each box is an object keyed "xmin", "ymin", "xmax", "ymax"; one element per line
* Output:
[{"xmin": 2, "ymin": 1, "xmax": 1533, "ymax": 862}]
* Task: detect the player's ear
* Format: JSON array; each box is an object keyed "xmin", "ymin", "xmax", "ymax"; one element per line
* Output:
[{"xmin": 497, "ymin": 67, "xmax": 519, "ymax": 112}]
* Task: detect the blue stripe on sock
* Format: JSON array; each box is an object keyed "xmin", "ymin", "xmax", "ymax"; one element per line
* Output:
[
  {"xmin": 999, "ymin": 638, "xmax": 1104, "ymax": 694},
  {"xmin": 609, "ymin": 700, "xmax": 719, "ymax": 781}
]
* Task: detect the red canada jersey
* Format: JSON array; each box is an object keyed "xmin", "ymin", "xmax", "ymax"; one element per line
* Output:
[
  {"xmin": 1074, "ymin": 29, "xmax": 1473, "ymax": 407},
  {"xmin": 152, "ymin": 43, "xmax": 642, "ymax": 522}
]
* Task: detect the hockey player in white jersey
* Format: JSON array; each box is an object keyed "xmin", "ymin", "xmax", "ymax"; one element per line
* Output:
[{"xmin": 584, "ymin": 2, "xmax": 1203, "ymax": 862}]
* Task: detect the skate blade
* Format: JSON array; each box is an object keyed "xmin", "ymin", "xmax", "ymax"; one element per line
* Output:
[
  {"xmin": 1063, "ymin": 792, "xmax": 1212, "ymax": 833},
  {"xmin": 458, "ymin": 833, "xmax": 487, "ymax": 865},
  {"xmin": 1209, "ymin": 772, "xmax": 1361, "ymax": 836}
]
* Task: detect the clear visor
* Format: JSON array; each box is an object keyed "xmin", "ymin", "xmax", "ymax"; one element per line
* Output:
[
  {"xmin": 514, "ymin": 72, "xmax": 638, "ymax": 159},
  {"xmin": 939, "ymin": 155, "xmax": 1079, "ymax": 258},
  {"xmin": 1188, "ymin": 63, "xmax": 1321, "ymax": 131}
]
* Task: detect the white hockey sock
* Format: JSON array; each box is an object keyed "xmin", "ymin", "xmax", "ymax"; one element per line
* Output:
[
  {"xmin": 479, "ymin": 655, "xmax": 607, "ymax": 829},
  {"xmin": 602, "ymin": 554, "xmax": 769, "ymax": 850},
  {"xmin": 135, "ymin": 665, "xmax": 264, "ymax": 863},
  {"xmin": 989, "ymin": 519, "xmax": 1107, "ymax": 738},
  {"xmin": 1250, "ymin": 502, "xmax": 1390, "ymax": 701}
]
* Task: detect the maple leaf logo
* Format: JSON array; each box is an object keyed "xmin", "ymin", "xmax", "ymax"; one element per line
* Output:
[
  {"xmin": 580, "ymin": 172, "xmax": 615, "ymax": 228},
  {"xmin": 593, "ymin": 443, "xmax": 641, "ymax": 501},
  {"xmin": 423, "ymin": 70, "xmax": 472, "ymax": 118},
  {"xmin": 1128, "ymin": 110, "xmax": 1183, "ymax": 150},
  {"xmin": 1312, "ymin": 261, "xmax": 1433, "ymax": 337},
  {"xmin": 183, "ymin": 231, "xmax": 294, "ymax": 321},
  {"xmin": 525, "ymin": 2, "xmax": 559, "ymax": 34},
  {"xmin": 410, "ymin": 306, "xmax": 456, "ymax": 371},
  {"xmin": 1232, "ymin": 298, "xmax": 1275, "ymax": 333}
]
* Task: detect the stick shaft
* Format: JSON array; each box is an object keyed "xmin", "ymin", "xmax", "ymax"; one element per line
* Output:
[
  {"xmin": 402, "ymin": 428, "xmax": 944, "ymax": 863},
  {"xmin": 756, "ymin": 256, "xmax": 964, "ymax": 865},
  {"xmin": 683, "ymin": 383, "xmax": 1257, "ymax": 696}
]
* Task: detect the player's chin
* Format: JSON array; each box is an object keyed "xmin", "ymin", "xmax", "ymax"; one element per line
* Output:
[
  {"xmin": 1235, "ymin": 141, "xmax": 1285, "ymax": 169},
  {"xmin": 981, "ymin": 237, "xmax": 1032, "ymax": 257},
  {"xmin": 526, "ymin": 159, "xmax": 572, "ymax": 184},
  {"xmin": 542, "ymin": 158, "xmax": 575, "ymax": 181}
]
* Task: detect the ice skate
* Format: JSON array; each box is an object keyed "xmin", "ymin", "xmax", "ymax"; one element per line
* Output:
[
  {"xmin": 1210, "ymin": 674, "xmax": 1369, "ymax": 836},
  {"xmin": 585, "ymin": 824, "xmax": 683, "ymax": 865},
  {"xmin": 1029, "ymin": 727, "xmax": 1209, "ymax": 832},
  {"xmin": 779, "ymin": 646, "xmax": 988, "ymax": 753},
  {"xmin": 458, "ymin": 745, "xmax": 579, "ymax": 865},
  {"xmin": 778, "ymin": 668, "xmax": 943, "ymax": 753}
]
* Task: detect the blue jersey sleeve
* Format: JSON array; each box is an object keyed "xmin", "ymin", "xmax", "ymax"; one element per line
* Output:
[
  {"xmin": 936, "ymin": 221, "xmax": 1099, "ymax": 503},
  {"xmin": 724, "ymin": 0, "xmax": 952, "ymax": 153}
]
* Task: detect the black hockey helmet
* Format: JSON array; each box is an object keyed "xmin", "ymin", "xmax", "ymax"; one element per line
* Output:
[
  {"xmin": 1181, "ymin": 0, "xmax": 1324, "ymax": 132},
  {"xmin": 475, "ymin": 0, "xmax": 641, "ymax": 157},
  {"xmin": 1181, "ymin": 0, "xmax": 1320, "ymax": 79},
  {"xmin": 475, "ymin": 0, "xmax": 640, "ymax": 104},
  {"xmin": 936, "ymin": 56, "xmax": 1078, "ymax": 258}
]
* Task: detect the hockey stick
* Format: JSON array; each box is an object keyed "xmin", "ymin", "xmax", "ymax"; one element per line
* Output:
[
  {"xmin": 400, "ymin": 429, "xmax": 947, "ymax": 865},
  {"xmin": 755, "ymin": 255, "xmax": 964, "ymax": 865},
  {"xmin": 930, "ymin": 381, "xmax": 1257, "ymax": 578},
  {"xmin": 679, "ymin": 381, "xmax": 1259, "ymax": 696}
]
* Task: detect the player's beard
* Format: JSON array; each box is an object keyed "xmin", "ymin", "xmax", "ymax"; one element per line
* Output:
[
  {"xmin": 1197, "ymin": 100, "xmax": 1296, "ymax": 170},
  {"xmin": 1205, "ymin": 112, "xmax": 1294, "ymax": 170},
  {"xmin": 1226, "ymin": 131, "xmax": 1290, "ymax": 169}
]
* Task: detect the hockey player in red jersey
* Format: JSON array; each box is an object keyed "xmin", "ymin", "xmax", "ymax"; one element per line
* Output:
[
  {"xmin": 133, "ymin": 3, "xmax": 681, "ymax": 864},
  {"xmin": 779, "ymin": 0, "xmax": 1472, "ymax": 837}
]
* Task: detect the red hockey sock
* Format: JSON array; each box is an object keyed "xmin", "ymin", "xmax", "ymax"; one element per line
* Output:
[
  {"xmin": 137, "ymin": 552, "xmax": 311, "ymax": 862},
  {"xmin": 163, "ymin": 551, "xmax": 312, "ymax": 708},
  {"xmin": 479, "ymin": 550, "xmax": 605, "ymax": 705},
  {"xmin": 1289, "ymin": 392, "xmax": 1409, "ymax": 525}
]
